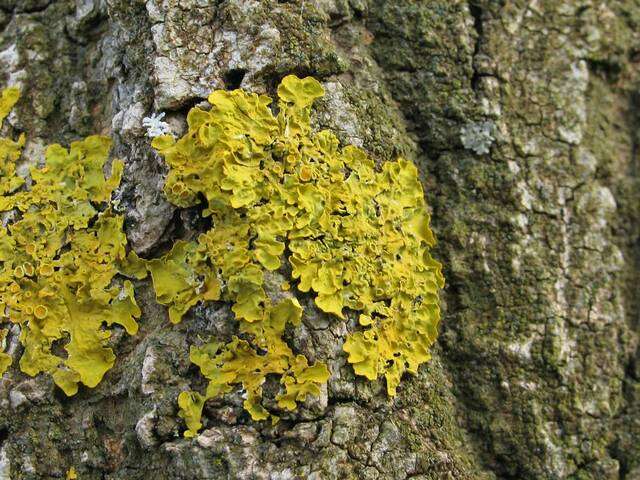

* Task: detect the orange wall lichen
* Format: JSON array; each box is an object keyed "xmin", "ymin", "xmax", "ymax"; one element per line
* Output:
[
  {"xmin": 149, "ymin": 75, "xmax": 444, "ymax": 436},
  {"xmin": 0, "ymin": 77, "xmax": 443, "ymax": 438},
  {"xmin": 0, "ymin": 87, "xmax": 141, "ymax": 395}
]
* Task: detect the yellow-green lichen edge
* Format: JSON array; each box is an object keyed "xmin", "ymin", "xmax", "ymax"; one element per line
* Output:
[
  {"xmin": 150, "ymin": 75, "xmax": 444, "ymax": 436},
  {"xmin": 0, "ymin": 87, "xmax": 142, "ymax": 395}
]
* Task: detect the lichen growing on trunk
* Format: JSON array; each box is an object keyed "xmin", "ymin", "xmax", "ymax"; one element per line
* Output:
[
  {"xmin": 0, "ymin": 87, "xmax": 141, "ymax": 396},
  {"xmin": 148, "ymin": 75, "xmax": 443, "ymax": 435},
  {"xmin": 0, "ymin": 1, "xmax": 639, "ymax": 479}
]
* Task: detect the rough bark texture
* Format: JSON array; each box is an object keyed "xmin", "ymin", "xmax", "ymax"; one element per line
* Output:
[{"xmin": 0, "ymin": 0, "xmax": 639, "ymax": 479}]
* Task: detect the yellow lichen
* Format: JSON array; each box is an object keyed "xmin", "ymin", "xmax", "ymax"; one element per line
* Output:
[
  {"xmin": 150, "ymin": 75, "xmax": 443, "ymax": 436},
  {"xmin": 175, "ymin": 297, "xmax": 329, "ymax": 436},
  {"xmin": 0, "ymin": 87, "xmax": 25, "ymax": 197},
  {"xmin": 0, "ymin": 88, "xmax": 141, "ymax": 394},
  {"xmin": 196, "ymin": 298, "xmax": 328, "ymax": 419},
  {"xmin": 147, "ymin": 240, "xmax": 220, "ymax": 324},
  {"xmin": 0, "ymin": 328, "xmax": 11, "ymax": 376}
]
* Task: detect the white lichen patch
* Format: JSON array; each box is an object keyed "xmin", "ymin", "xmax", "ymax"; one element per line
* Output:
[
  {"xmin": 555, "ymin": 61, "xmax": 588, "ymax": 145},
  {"xmin": 142, "ymin": 112, "xmax": 172, "ymax": 138},
  {"xmin": 141, "ymin": 346, "xmax": 158, "ymax": 395},
  {"xmin": 517, "ymin": 380, "xmax": 538, "ymax": 391},
  {"xmin": 135, "ymin": 409, "xmax": 158, "ymax": 449},
  {"xmin": 460, "ymin": 121, "xmax": 495, "ymax": 155},
  {"xmin": 0, "ymin": 44, "xmax": 25, "ymax": 89},
  {"xmin": 319, "ymin": 81, "xmax": 363, "ymax": 147},
  {"xmin": 507, "ymin": 336, "xmax": 534, "ymax": 361},
  {"xmin": 0, "ymin": 446, "xmax": 9, "ymax": 480},
  {"xmin": 539, "ymin": 421, "xmax": 569, "ymax": 478},
  {"xmin": 515, "ymin": 181, "xmax": 534, "ymax": 210},
  {"xmin": 477, "ymin": 77, "xmax": 502, "ymax": 117},
  {"xmin": 9, "ymin": 389, "xmax": 27, "ymax": 409}
]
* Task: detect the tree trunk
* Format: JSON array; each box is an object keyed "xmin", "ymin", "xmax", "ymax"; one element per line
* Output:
[{"xmin": 1, "ymin": 0, "xmax": 639, "ymax": 479}]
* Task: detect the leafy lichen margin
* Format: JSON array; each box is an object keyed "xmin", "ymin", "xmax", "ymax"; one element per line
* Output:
[
  {"xmin": 149, "ymin": 75, "xmax": 444, "ymax": 436},
  {"xmin": 0, "ymin": 87, "xmax": 142, "ymax": 395}
]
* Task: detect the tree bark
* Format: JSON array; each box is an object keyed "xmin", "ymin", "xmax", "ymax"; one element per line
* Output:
[{"xmin": 0, "ymin": 0, "xmax": 639, "ymax": 479}]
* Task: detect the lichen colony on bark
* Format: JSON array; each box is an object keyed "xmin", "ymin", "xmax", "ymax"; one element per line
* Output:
[{"xmin": 0, "ymin": 1, "xmax": 638, "ymax": 479}]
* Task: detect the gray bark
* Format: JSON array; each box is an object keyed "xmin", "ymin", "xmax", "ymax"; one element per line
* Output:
[{"xmin": 0, "ymin": 0, "xmax": 639, "ymax": 479}]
